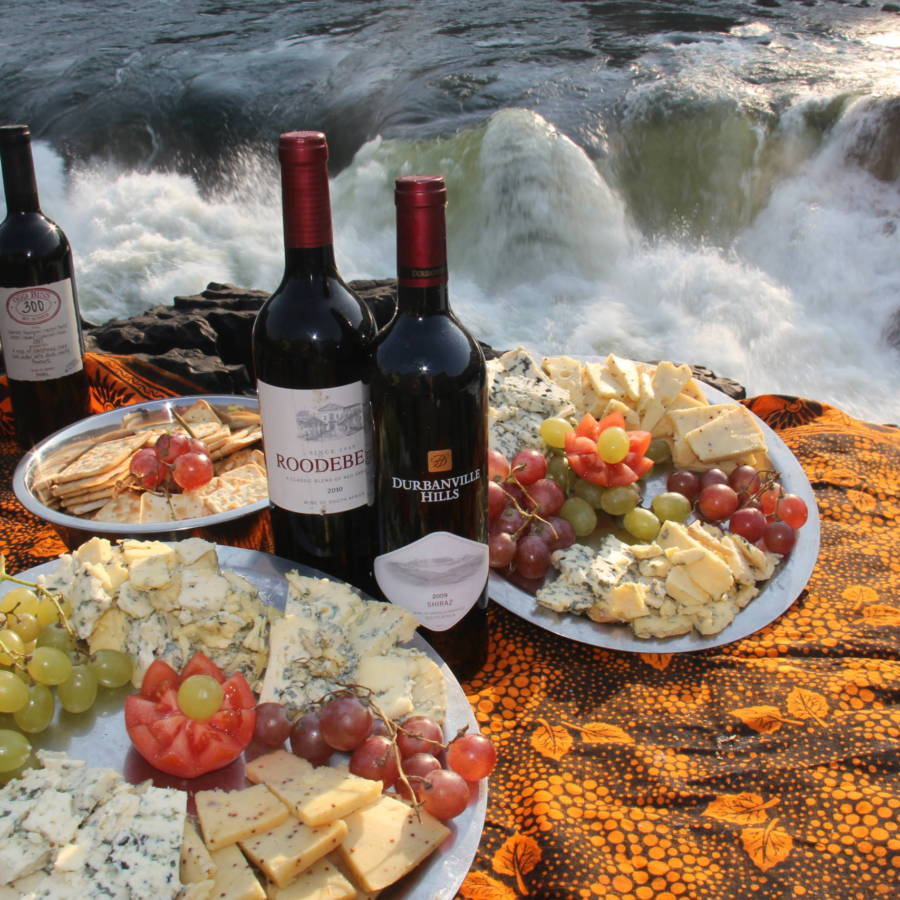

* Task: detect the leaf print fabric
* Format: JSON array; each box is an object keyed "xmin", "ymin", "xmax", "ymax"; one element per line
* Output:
[{"xmin": 1, "ymin": 367, "xmax": 898, "ymax": 900}]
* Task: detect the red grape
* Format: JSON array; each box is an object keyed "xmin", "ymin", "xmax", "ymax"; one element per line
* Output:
[
  {"xmin": 155, "ymin": 432, "xmax": 191, "ymax": 464},
  {"xmin": 446, "ymin": 733, "xmax": 497, "ymax": 781},
  {"xmin": 729, "ymin": 465, "xmax": 761, "ymax": 497},
  {"xmin": 525, "ymin": 478, "xmax": 565, "ymax": 516},
  {"xmin": 172, "ymin": 452, "xmax": 214, "ymax": 491},
  {"xmin": 349, "ymin": 735, "xmax": 400, "ymax": 788},
  {"xmin": 776, "ymin": 494, "xmax": 809, "ymax": 529},
  {"xmin": 666, "ymin": 469, "xmax": 700, "ymax": 502},
  {"xmin": 396, "ymin": 752, "xmax": 442, "ymax": 802},
  {"xmin": 418, "ymin": 768, "xmax": 471, "ymax": 820},
  {"xmin": 697, "ymin": 484, "xmax": 739, "ymax": 522},
  {"xmin": 763, "ymin": 521, "xmax": 796, "ymax": 555},
  {"xmin": 759, "ymin": 485, "xmax": 783, "ymax": 516},
  {"xmin": 289, "ymin": 712, "xmax": 332, "ymax": 766},
  {"xmin": 700, "ymin": 468, "xmax": 729, "ymax": 490},
  {"xmin": 396, "ymin": 716, "xmax": 444, "ymax": 758},
  {"xmin": 544, "ymin": 516, "xmax": 576, "ymax": 551},
  {"xmin": 130, "ymin": 448, "xmax": 167, "ymax": 490},
  {"xmin": 514, "ymin": 534, "xmax": 551, "ymax": 579},
  {"xmin": 370, "ymin": 717, "xmax": 391, "ymax": 738},
  {"xmin": 729, "ymin": 507, "xmax": 767, "ymax": 543},
  {"xmin": 488, "ymin": 532, "xmax": 517, "ymax": 569},
  {"xmin": 186, "ymin": 437, "xmax": 209, "ymax": 455},
  {"xmin": 488, "ymin": 449, "xmax": 510, "ymax": 481},
  {"xmin": 319, "ymin": 696, "xmax": 374, "ymax": 751},
  {"xmin": 510, "ymin": 449, "xmax": 547, "ymax": 486},
  {"xmin": 253, "ymin": 702, "xmax": 293, "ymax": 747},
  {"xmin": 502, "ymin": 481, "xmax": 533, "ymax": 511},
  {"xmin": 488, "ymin": 481, "xmax": 507, "ymax": 522},
  {"xmin": 490, "ymin": 506, "xmax": 526, "ymax": 536}
]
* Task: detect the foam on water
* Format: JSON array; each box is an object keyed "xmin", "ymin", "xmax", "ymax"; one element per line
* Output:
[{"xmin": 11, "ymin": 102, "xmax": 898, "ymax": 425}]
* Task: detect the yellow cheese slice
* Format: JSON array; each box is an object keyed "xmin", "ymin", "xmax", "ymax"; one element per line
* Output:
[
  {"xmin": 684, "ymin": 406, "xmax": 766, "ymax": 463},
  {"xmin": 606, "ymin": 354, "xmax": 641, "ymax": 402},
  {"xmin": 246, "ymin": 750, "xmax": 382, "ymax": 827},
  {"xmin": 337, "ymin": 794, "xmax": 450, "ymax": 892},
  {"xmin": 206, "ymin": 844, "xmax": 266, "ymax": 900},
  {"xmin": 268, "ymin": 855, "xmax": 357, "ymax": 900},
  {"xmin": 181, "ymin": 820, "xmax": 217, "ymax": 885},
  {"xmin": 684, "ymin": 549, "xmax": 735, "ymax": 599},
  {"xmin": 240, "ymin": 817, "xmax": 348, "ymax": 888},
  {"xmin": 195, "ymin": 784, "xmax": 290, "ymax": 851}
]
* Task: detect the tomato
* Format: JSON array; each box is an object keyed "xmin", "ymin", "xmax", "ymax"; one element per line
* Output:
[
  {"xmin": 596, "ymin": 411, "xmax": 626, "ymax": 434},
  {"xmin": 624, "ymin": 451, "xmax": 654, "ymax": 479},
  {"xmin": 125, "ymin": 653, "xmax": 256, "ymax": 779},
  {"xmin": 606, "ymin": 462, "xmax": 638, "ymax": 487},
  {"xmin": 575, "ymin": 413, "xmax": 601, "ymax": 441},
  {"xmin": 627, "ymin": 430, "xmax": 652, "ymax": 458}
]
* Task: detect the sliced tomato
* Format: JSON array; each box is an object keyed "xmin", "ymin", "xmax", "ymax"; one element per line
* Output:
[
  {"xmin": 575, "ymin": 413, "xmax": 601, "ymax": 441},
  {"xmin": 180, "ymin": 651, "xmax": 224, "ymax": 683},
  {"xmin": 579, "ymin": 464, "xmax": 610, "ymax": 486},
  {"xmin": 596, "ymin": 411, "xmax": 626, "ymax": 434},
  {"xmin": 606, "ymin": 462, "xmax": 638, "ymax": 487},
  {"xmin": 625, "ymin": 453, "xmax": 655, "ymax": 479},
  {"xmin": 627, "ymin": 430, "xmax": 652, "ymax": 458},
  {"xmin": 140, "ymin": 660, "xmax": 179, "ymax": 700},
  {"xmin": 125, "ymin": 657, "xmax": 256, "ymax": 779},
  {"xmin": 565, "ymin": 432, "xmax": 597, "ymax": 455}
]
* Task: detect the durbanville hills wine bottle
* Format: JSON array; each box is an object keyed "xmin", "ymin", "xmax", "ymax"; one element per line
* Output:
[
  {"xmin": 0, "ymin": 124, "xmax": 89, "ymax": 448},
  {"xmin": 252, "ymin": 131, "xmax": 377, "ymax": 591},
  {"xmin": 370, "ymin": 175, "xmax": 489, "ymax": 681}
]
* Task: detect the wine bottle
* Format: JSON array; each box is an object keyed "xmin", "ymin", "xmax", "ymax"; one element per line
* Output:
[
  {"xmin": 252, "ymin": 131, "xmax": 377, "ymax": 591},
  {"xmin": 0, "ymin": 124, "xmax": 89, "ymax": 448},
  {"xmin": 370, "ymin": 175, "xmax": 489, "ymax": 681}
]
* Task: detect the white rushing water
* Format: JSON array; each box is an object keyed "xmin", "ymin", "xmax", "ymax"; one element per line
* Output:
[{"xmin": 23, "ymin": 97, "xmax": 900, "ymax": 425}]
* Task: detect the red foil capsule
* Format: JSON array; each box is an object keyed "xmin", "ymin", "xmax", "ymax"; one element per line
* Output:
[
  {"xmin": 395, "ymin": 175, "xmax": 448, "ymax": 288},
  {"xmin": 279, "ymin": 131, "xmax": 333, "ymax": 249}
]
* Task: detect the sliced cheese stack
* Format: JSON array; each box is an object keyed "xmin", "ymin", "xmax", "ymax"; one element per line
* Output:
[{"xmin": 187, "ymin": 750, "xmax": 449, "ymax": 899}]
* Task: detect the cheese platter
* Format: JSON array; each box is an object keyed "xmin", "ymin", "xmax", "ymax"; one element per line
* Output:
[
  {"xmin": 0, "ymin": 544, "xmax": 488, "ymax": 899},
  {"xmin": 486, "ymin": 348, "xmax": 820, "ymax": 653}
]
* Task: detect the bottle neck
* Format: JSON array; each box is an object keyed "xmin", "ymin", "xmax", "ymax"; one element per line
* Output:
[
  {"xmin": 0, "ymin": 138, "xmax": 40, "ymax": 214},
  {"xmin": 395, "ymin": 198, "xmax": 449, "ymax": 316},
  {"xmin": 283, "ymin": 244, "xmax": 338, "ymax": 277},
  {"xmin": 281, "ymin": 152, "xmax": 334, "ymax": 274}
]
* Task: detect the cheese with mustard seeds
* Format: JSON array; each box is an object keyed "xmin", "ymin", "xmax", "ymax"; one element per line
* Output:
[
  {"xmin": 195, "ymin": 785, "xmax": 289, "ymax": 851},
  {"xmin": 267, "ymin": 855, "xmax": 356, "ymax": 900},
  {"xmin": 239, "ymin": 816, "xmax": 347, "ymax": 888},
  {"xmin": 337, "ymin": 794, "xmax": 450, "ymax": 892},
  {"xmin": 205, "ymin": 844, "xmax": 265, "ymax": 900}
]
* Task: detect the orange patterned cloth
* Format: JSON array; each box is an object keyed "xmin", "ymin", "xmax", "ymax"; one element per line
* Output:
[{"xmin": 1, "ymin": 359, "xmax": 897, "ymax": 900}]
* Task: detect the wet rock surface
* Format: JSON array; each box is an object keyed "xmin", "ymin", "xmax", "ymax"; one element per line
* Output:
[{"xmin": 83, "ymin": 281, "xmax": 747, "ymax": 400}]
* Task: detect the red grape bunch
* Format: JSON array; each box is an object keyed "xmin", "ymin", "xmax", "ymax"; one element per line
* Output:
[
  {"xmin": 129, "ymin": 431, "xmax": 215, "ymax": 493},
  {"xmin": 252, "ymin": 690, "xmax": 497, "ymax": 822},
  {"xmin": 664, "ymin": 464, "xmax": 809, "ymax": 555}
]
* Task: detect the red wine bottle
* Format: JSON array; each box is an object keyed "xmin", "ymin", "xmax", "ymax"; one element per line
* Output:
[
  {"xmin": 370, "ymin": 175, "xmax": 489, "ymax": 681},
  {"xmin": 0, "ymin": 125, "xmax": 89, "ymax": 448},
  {"xmin": 252, "ymin": 131, "xmax": 377, "ymax": 591}
]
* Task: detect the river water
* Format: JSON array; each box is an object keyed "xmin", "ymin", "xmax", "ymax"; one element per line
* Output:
[{"xmin": 1, "ymin": 1, "xmax": 898, "ymax": 422}]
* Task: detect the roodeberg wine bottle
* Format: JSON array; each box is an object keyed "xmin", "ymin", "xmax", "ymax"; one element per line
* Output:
[
  {"xmin": 253, "ymin": 131, "xmax": 377, "ymax": 591},
  {"xmin": 0, "ymin": 124, "xmax": 89, "ymax": 448},
  {"xmin": 370, "ymin": 175, "xmax": 489, "ymax": 681}
]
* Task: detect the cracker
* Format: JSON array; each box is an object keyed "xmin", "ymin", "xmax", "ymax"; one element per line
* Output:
[
  {"xmin": 140, "ymin": 492, "xmax": 176, "ymax": 524},
  {"xmin": 202, "ymin": 478, "xmax": 268, "ymax": 514},
  {"xmin": 178, "ymin": 399, "xmax": 222, "ymax": 426},
  {"xmin": 210, "ymin": 426, "xmax": 262, "ymax": 460},
  {"xmin": 215, "ymin": 448, "xmax": 265, "ymax": 474},
  {"xmin": 92, "ymin": 493, "xmax": 143, "ymax": 523},
  {"xmin": 54, "ymin": 433, "xmax": 150, "ymax": 484}
]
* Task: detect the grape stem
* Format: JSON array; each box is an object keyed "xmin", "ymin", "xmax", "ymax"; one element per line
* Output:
[
  {"xmin": 0, "ymin": 555, "xmax": 77, "ymax": 637},
  {"xmin": 171, "ymin": 409, "xmax": 201, "ymax": 439},
  {"xmin": 502, "ymin": 482, "xmax": 559, "ymax": 542}
]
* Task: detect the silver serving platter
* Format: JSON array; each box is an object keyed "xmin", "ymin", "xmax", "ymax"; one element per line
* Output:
[
  {"xmin": 1, "ymin": 548, "xmax": 487, "ymax": 900},
  {"xmin": 12, "ymin": 395, "xmax": 271, "ymax": 551},
  {"xmin": 489, "ymin": 383, "xmax": 821, "ymax": 653}
]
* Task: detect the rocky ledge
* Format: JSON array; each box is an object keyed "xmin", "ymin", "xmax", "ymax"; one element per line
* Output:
[{"xmin": 83, "ymin": 281, "xmax": 747, "ymax": 400}]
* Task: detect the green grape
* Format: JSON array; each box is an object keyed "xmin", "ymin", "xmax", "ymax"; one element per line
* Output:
[
  {"xmin": 559, "ymin": 497, "xmax": 598, "ymax": 538},
  {"xmin": 546, "ymin": 455, "xmax": 574, "ymax": 492},
  {"xmin": 0, "ymin": 629, "xmax": 25, "ymax": 667},
  {"xmin": 573, "ymin": 478, "xmax": 605, "ymax": 509},
  {"xmin": 0, "ymin": 587, "xmax": 39, "ymax": 617},
  {"xmin": 651, "ymin": 491, "xmax": 693, "ymax": 523},
  {"xmin": 177, "ymin": 675, "xmax": 223, "ymax": 720},
  {"xmin": 597, "ymin": 426, "xmax": 629, "ymax": 464},
  {"xmin": 0, "ymin": 670, "xmax": 28, "ymax": 713},
  {"xmin": 0, "ymin": 729, "xmax": 30, "ymax": 772},
  {"xmin": 89, "ymin": 649, "xmax": 134, "ymax": 689},
  {"xmin": 539, "ymin": 417, "xmax": 573, "ymax": 449},
  {"xmin": 600, "ymin": 485, "xmax": 641, "ymax": 517},
  {"xmin": 27, "ymin": 647, "xmax": 73, "ymax": 686},
  {"xmin": 36, "ymin": 623, "xmax": 76, "ymax": 654},
  {"xmin": 58, "ymin": 664, "xmax": 98, "ymax": 714},
  {"xmin": 7, "ymin": 611, "xmax": 40, "ymax": 644},
  {"xmin": 623, "ymin": 507, "xmax": 661, "ymax": 542},
  {"xmin": 646, "ymin": 438, "xmax": 672, "ymax": 464},
  {"xmin": 13, "ymin": 683, "xmax": 55, "ymax": 733},
  {"xmin": 34, "ymin": 594, "xmax": 63, "ymax": 628}
]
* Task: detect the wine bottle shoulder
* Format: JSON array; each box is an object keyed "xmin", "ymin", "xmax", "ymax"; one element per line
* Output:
[
  {"xmin": 371, "ymin": 311, "xmax": 485, "ymax": 380},
  {"xmin": 0, "ymin": 213, "xmax": 70, "ymax": 272}
]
